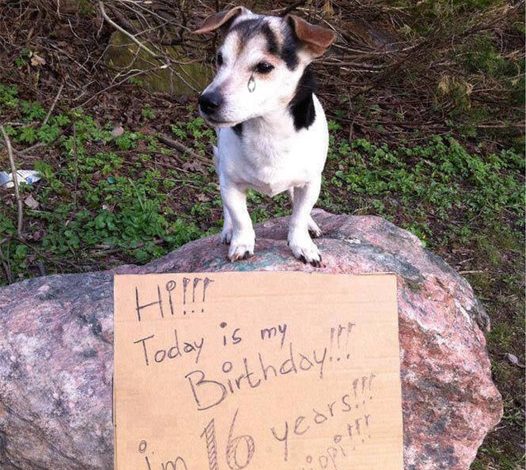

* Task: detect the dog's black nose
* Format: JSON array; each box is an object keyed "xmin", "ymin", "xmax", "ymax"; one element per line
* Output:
[{"xmin": 199, "ymin": 91, "xmax": 222, "ymax": 115}]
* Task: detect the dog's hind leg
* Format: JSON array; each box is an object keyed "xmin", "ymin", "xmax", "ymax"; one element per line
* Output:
[
  {"xmin": 307, "ymin": 216, "xmax": 322, "ymax": 238},
  {"xmin": 221, "ymin": 207, "xmax": 233, "ymax": 244},
  {"xmin": 289, "ymin": 187, "xmax": 322, "ymax": 238}
]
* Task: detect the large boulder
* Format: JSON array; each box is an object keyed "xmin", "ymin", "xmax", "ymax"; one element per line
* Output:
[{"xmin": 0, "ymin": 211, "xmax": 502, "ymax": 469}]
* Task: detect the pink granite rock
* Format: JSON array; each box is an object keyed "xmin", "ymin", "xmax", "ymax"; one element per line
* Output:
[{"xmin": 0, "ymin": 210, "xmax": 502, "ymax": 469}]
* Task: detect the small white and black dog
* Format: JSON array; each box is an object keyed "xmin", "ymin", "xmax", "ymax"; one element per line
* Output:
[{"xmin": 194, "ymin": 6, "xmax": 336, "ymax": 266}]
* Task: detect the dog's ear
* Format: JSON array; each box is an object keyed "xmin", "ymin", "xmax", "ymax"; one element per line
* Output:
[
  {"xmin": 287, "ymin": 15, "xmax": 336, "ymax": 58},
  {"xmin": 193, "ymin": 6, "xmax": 250, "ymax": 34}
]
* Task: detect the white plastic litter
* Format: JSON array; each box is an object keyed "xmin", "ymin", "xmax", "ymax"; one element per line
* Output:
[{"xmin": 0, "ymin": 170, "xmax": 41, "ymax": 188}]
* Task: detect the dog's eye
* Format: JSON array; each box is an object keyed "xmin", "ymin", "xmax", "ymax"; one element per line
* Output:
[
  {"xmin": 216, "ymin": 52, "xmax": 223, "ymax": 66},
  {"xmin": 255, "ymin": 62, "xmax": 274, "ymax": 74}
]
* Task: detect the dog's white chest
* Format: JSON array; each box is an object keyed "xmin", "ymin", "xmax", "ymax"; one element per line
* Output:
[
  {"xmin": 240, "ymin": 137, "xmax": 310, "ymax": 196},
  {"xmin": 216, "ymin": 95, "xmax": 328, "ymax": 197}
]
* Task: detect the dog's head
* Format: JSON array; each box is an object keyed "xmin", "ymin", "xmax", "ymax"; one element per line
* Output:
[{"xmin": 194, "ymin": 7, "xmax": 336, "ymax": 127}]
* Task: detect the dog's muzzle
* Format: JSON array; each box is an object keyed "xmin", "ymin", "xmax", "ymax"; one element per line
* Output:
[{"xmin": 198, "ymin": 91, "xmax": 223, "ymax": 116}]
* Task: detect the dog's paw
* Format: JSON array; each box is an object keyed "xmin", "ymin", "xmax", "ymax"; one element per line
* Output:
[
  {"xmin": 228, "ymin": 232, "xmax": 255, "ymax": 262},
  {"xmin": 288, "ymin": 233, "xmax": 322, "ymax": 267},
  {"xmin": 308, "ymin": 217, "xmax": 322, "ymax": 238},
  {"xmin": 220, "ymin": 227, "xmax": 233, "ymax": 244}
]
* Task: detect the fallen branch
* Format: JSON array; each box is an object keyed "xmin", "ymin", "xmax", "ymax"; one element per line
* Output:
[
  {"xmin": 74, "ymin": 68, "xmax": 151, "ymax": 108},
  {"xmin": 0, "ymin": 125, "xmax": 24, "ymax": 239},
  {"xmin": 155, "ymin": 134, "xmax": 211, "ymax": 165},
  {"xmin": 98, "ymin": 1, "xmax": 158, "ymax": 58},
  {"xmin": 41, "ymin": 80, "xmax": 65, "ymax": 127}
]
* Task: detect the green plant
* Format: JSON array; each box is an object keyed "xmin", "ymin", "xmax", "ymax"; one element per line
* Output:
[
  {"xmin": 0, "ymin": 83, "xmax": 18, "ymax": 108},
  {"xmin": 14, "ymin": 48, "xmax": 30, "ymax": 67},
  {"xmin": 141, "ymin": 105, "xmax": 156, "ymax": 120}
]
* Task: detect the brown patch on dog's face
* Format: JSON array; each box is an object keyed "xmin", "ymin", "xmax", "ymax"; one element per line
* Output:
[{"xmin": 193, "ymin": 6, "xmax": 249, "ymax": 34}]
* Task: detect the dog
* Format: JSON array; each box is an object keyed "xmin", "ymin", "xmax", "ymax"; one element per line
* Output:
[{"xmin": 194, "ymin": 6, "xmax": 336, "ymax": 266}]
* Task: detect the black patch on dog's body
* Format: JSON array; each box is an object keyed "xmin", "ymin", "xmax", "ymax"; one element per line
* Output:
[
  {"xmin": 231, "ymin": 18, "xmax": 263, "ymax": 36},
  {"xmin": 232, "ymin": 19, "xmax": 280, "ymax": 57},
  {"xmin": 261, "ymin": 23, "xmax": 279, "ymax": 55},
  {"xmin": 280, "ymin": 22, "xmax": 300, "ymax": 70},
  {"xmin": 289, "ymin": 65, "xmax": 316, "ymax": 130},
  {"xmin": 233, "ymin": 122, "xmax": 243, "ymax": 137}
]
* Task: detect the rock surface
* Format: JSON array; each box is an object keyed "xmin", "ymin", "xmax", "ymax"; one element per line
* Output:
[{"xmin": 0, "ymin": 211, "xmax": 502, "ymax": 469}]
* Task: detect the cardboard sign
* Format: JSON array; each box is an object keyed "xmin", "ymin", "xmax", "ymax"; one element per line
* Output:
[{"xmin": 114, "ymin": 272, "xmax": 402, "ymax": 470}]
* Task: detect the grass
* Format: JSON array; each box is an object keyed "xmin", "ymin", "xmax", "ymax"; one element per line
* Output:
[{"xmin": 0, "ymin": 82, "xmax": 524, "ymax": 467}]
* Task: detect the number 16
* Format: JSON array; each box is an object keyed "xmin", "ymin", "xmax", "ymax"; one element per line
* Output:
[{"xmin": 201, "ymin": 409, "xmax": 256, "ymax": 470}]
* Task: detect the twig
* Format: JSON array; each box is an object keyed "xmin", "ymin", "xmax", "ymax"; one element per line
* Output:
[
  {"xmin": 11, "ymin": 235, "xmax": 82, "ymax": 270},
  {"xmin": 0, "ymin": 246, "xmax": 13, "ymax": 284},
  {"xmin": 279, "ymin": 0, "xmax": 308, "ymax": 16},
  {"xmin": 0, "ymin": 125, "xmax": 24, "ymax": 239},
  {"xmin": 41, "ymin": 81, "xmax": 65, "ymax": 127},
  {"xmin": 19, "ymin": 141, "xmax": 46, "ymax": 155},
  {"xmin": 91, "ymin": 238, "xmax": 165, "ymax": 256},
  {"xmin": 73, "ymin": 68, "xmax": 150, "ymax": 108},
  {"xmin": 156, "ymin": 134, "xmax": 211, "ymax": 165},
  {"xmin": 98, "ymin": 1, "xmax": 158, "ymax": 58},
  {"xmin": 72, "ymin": 122, "xmax": 79, "ymax": 208}
]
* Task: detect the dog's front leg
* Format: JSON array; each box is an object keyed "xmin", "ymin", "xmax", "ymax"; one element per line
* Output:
[
  {"xmin": 220, "ymin": 182, "xmax": 255, "ymax": 261},
  {"xmin": 288, "ymin": 180, "xmax": 322, "ymax": 267}
]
